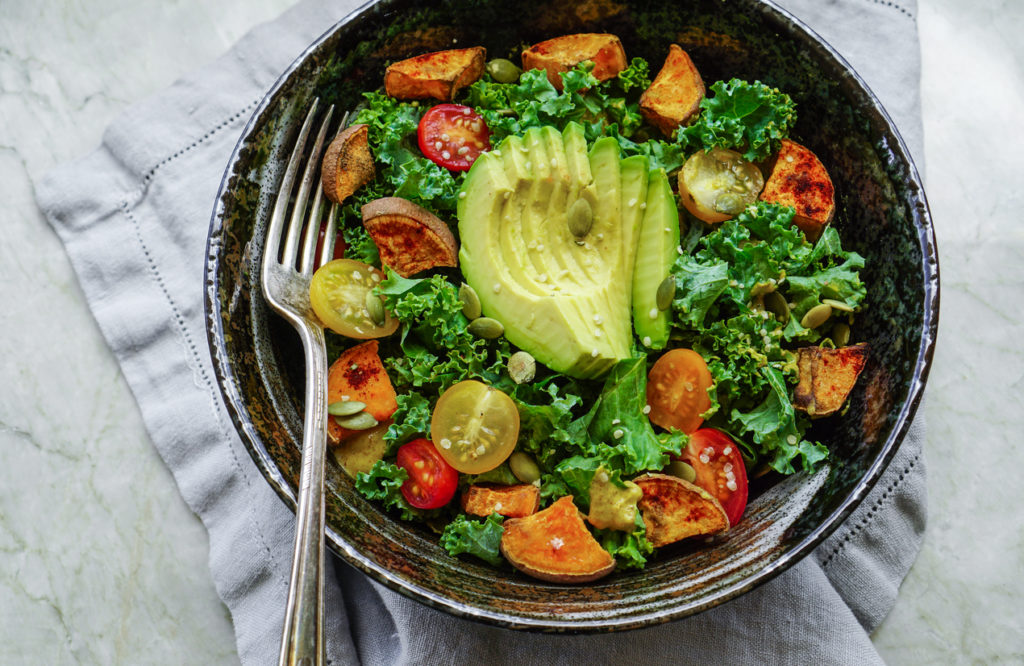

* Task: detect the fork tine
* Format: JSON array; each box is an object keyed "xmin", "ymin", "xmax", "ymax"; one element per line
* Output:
[
  {"xmin": 264, "ymin": 98, "xmax": 320, "ymax": 272},
  {"xmin": 281, "ymin": 104, "xmax": 335, "ymax": 269},
  {"xmin": 310, "ymin": 112, "xmax": 351, "ymax": 270}
]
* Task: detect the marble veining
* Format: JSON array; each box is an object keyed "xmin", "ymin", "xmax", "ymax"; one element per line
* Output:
[{"xmin": 0, "ymin": 0, "xmax": 1020, "ymax": 663}]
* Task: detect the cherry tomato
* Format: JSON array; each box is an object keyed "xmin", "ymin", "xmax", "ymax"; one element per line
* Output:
[
  {"xmin": 678, "ymin": 148, "xmax": 764, "ymax": 223},
  {"xmin": 417, "ymin": 104, "xmax": 490, "ymax": 171},
  {"xmin": 680, "ymin": 428, "xmax": 748, "ymax": 526},
  {"xmin": 309, "ymin": 259, "xmax": 399, "ymax": 339},
  {"xmin": 430, "ymin": 380, "xmax": 519, "ymax": 474},
  {"xmin": 396, "ymin": 438, "xmax": 459, "ymax": 509},
  {"xmin": 314, "ymin": 223, "xmax": 346, "ymax": 262},
  {"xmin": 646, "ymin": 348, "xmax": 714, "ymax": 434}
]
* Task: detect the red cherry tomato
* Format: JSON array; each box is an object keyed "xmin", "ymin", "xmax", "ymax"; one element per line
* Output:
[
  {"xmin": 417, "ymin": 104, "xmax": 490, "ymax": 171},
  {"xmin": 396, "ymin": 438, "xmax": 459, "ymax": 509},
  {"xmin": 314, "ymin": 223, "xmax": 346, "ymax": 262},
  {"xmin": 680, "ymin": 428, "xmax": 748, "ymax": 526}
]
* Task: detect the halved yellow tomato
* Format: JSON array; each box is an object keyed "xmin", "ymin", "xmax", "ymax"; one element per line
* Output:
[
  {"xmin": 309, "ymin": 259, "xmax": 398, "ymax": 338},
  {"xmin": 430, "ymin": 380, "xmax": 520, "ymax": 474},
  {"xmin": 646, "ymin": 348, "xmax": 714, "ymax": 433},
  {"xmin": 678, "ymin": 148, "xmax": 764, "ymax": 223}
]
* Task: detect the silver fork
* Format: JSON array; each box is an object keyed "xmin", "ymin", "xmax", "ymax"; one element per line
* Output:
[{"xmin": 261, "ymin": 98, "xmax": 344, "ymax": 666}]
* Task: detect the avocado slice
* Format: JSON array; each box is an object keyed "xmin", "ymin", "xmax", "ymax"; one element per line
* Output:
[
  {"xmin": 458, "ymin": 124, "xmax": 640, "ymax": 379},
  {"xmin": 632, "ymin": 168, "xmax": 681, "ymax": 349}
]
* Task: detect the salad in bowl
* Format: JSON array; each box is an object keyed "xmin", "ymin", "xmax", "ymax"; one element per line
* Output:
[{"xmin": 309, "ymin": 31, "xmax": 869, "ymax": 583}]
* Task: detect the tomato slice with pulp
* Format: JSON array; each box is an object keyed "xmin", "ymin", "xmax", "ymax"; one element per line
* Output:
[
  {"xmin": 646, "ymin": 348, "xmax": 714, "ymax": 434},
  {"xmin": 680, "ymin": 428, "xmax": 748, "ymax": 526},
  {"xmin": 430, "ymin": 380, "xmax": 519, "ymax": 474},
  {"xmin": 417, "ymin": 104, "xmax": 490, "ymax": 171},
  {"xmin": 396, "ymin": 438, "xmax": 459, "ymax": 510}
]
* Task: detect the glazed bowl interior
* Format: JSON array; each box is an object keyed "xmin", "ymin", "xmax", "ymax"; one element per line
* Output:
[{"xmin": 205, "ymin": 0, "xmax": 937, "ymax": 631}]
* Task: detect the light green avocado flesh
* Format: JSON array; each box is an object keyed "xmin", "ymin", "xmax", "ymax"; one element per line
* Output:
[
  {"xmin": 457, "ymin": 124, "xmax": 651, "ymax": 379},
  {"xmin": 632, "ymin": 168, "xmax": 681, "ymax": 350}
]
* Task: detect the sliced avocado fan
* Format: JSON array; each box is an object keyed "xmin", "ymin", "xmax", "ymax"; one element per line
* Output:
[{"xmin": 457, "ymin": 123, "xmax": 650, "ymax": 379}]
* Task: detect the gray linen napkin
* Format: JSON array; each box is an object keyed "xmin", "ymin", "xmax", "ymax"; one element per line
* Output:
[{"xmin": 36, "ymin": 0, "xmax": 927, "ymax": 663}]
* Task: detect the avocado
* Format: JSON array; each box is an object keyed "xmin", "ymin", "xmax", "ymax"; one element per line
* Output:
[
  {"xmin": 632, "ymin": 168, "xmax": 680, "ymax": 349},
  {"xmin": 457, "ymin": 124, "xmax": 640, "ymax": 378}
]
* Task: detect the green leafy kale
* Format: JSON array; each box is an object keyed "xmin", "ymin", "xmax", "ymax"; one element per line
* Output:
[
  {"xmin": 669, "ymin": 201, "xmax": 865, "ymax": 473},
  {"xmin": 439, "ymin": 513, "xmax": 505, "ymax": 566},
  {"xmin": 594, "ymin": 511, "xmax": 654, "ymax": 570},
  {"xmin": 465, "ymin": 62, "xmax": 682, "ymax": 173},
  {"xmin": 677, "ymin": 79, "xmax": 796, "ymax": 162},
  {"xmin": 354, "ymin": 460, "xmax": 420, "ymax": 521}
]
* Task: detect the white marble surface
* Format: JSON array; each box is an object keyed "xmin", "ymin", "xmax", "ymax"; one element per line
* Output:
[{"xmin": 0, "ymin": 0, "xmax": 1020, "ymax": 663}]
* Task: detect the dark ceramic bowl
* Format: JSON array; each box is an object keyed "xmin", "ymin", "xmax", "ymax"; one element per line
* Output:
[{"xmin": 205, "ymin": 0, "xmax": 938, "ymax": 631}]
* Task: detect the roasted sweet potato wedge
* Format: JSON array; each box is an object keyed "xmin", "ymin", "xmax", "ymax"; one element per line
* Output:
[
  {"xmin": 500, "ymin": 495, "xmax": 615, "ymax": 583},
  {"xmin": 794, "ymin": 343, "xmax": 869, "ymax": 417},
  {"xmin": 361, "ymin": 197, "xmax": 458, "ymax": 277},
  {"xmin": 384, "ymin": 46, "xmax": 486, "ymax": 101},
  {"xmin": 521, "ymin": 33, "xmax": 627, "ymax": 91},
  {"xmin": 640, "ymin": 44, "xmax": 705, "ymax": 137},
  {"xmin": 462, "ymin": 484, "xmax": 540, "ymax": 518},
  {"xmin": 759, "ymin": 139, "xmax": 836, "ymax": 241},
  {"xmin": 634, "ymin": 473, "xmax": 729, "ymax": 547},
  {"xmin": 326, "ymin": 341, "xmax": 398, "ymax": 445},
  {"xmin": 321, "ymin": 124, "xmax": 375, "ymax": 205}
]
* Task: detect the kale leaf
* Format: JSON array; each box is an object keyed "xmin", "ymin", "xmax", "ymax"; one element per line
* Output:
[
  {"xmin": 677, "ymin": 79, "xmax": 796, "ymax": 162},
  {"xmin": 439, "ymin": 513, "xmax": 506, "ymax": 567}
]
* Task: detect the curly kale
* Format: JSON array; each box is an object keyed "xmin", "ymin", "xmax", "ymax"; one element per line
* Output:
[
  {"xmin": 439, "ymin": 513, "xmax": 505, "ymax": 566},
  {"xmin": 677, "ymin": 79, "xmax": 796, "ymax": 162}
]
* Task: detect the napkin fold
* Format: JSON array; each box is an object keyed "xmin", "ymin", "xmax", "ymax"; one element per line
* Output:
[{"xmin": 36, "ymin": 0, "xmax": 927, "ymax": 663}]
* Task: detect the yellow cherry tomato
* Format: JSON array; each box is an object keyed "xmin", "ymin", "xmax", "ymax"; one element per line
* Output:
[
  {"xmin": 430, "ymin": 380, "xmax": 520, "ymax": 474},
  {"xmin": 309, "ymin": 259, "xmax": 398, "ymax": 339},
  {"xmin": 678, "ymin": 148, "xmax": 764, "ymax": 223}
]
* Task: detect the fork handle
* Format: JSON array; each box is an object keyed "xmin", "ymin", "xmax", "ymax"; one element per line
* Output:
[{"xmin": 279, "ymin": 324, "xmax": 329, "ymax": 666}]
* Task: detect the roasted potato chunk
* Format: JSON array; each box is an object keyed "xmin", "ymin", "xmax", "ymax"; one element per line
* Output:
[
  {"xmin": 361, "ymin": 197, "xmax": 458, "ymax": 277},
  {"xmin": 321, "ymin": 124, "xmax": 375, "ymax": 205},
  {"xmin": 500, "ymin": 495, "xmax": 615, "ymax": 583},
  {"xmin": 384, "ymin": 46, "xmax": 486, "ymax": 101},
  {"xmin": 640, "ymin": 44, "xmax": 705, "ymax": 137},
  {"xmin": 461, "ymin": 484, "xmax": 540, "ymax": 518},
  {"xmin": 326, "ymin": 341, "xmax": 398, "ymax": 445},
  {"xmin": 634, "ymin": 473, "xmax": 729, "ymax": 547},
  {"xmin": 794, "ymin": 343, "xmax": 869, "ymax": 417},
  {"xmin": 521, "ymin": 33, "xmax": 627, "ymax": 91},
  {"xmin": 760, "ymin": 139, "xmax": 836, "ymax": 241}
]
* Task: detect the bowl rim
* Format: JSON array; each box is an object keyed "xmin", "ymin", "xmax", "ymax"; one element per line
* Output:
[{"xmin": 204, "ymin": 0, "xmax": 939, "ymax": 631}]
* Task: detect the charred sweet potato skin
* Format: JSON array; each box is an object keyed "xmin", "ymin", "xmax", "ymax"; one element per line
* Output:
[
  {"xmin": 640, "ymin": 45, "xmax": 705, "ymax": 137},
  {"xmin": 321, "ymin": 124, "xmax": 375, "ymax": 205},
  {"xmin": 326, "ymin": 341, "xmax": 398, "ymax": 444},
  {"xmin": 500, "ymin": 495, "xmax": 616, "ymax": 583},
  {"xmin": 461, "ymin": 484, "xmax": 540, "ymax": 518},
  {"xmin": 794, "ymin": 343, "xmax": 869, "ymax": 417},
  {"xmin": 521, "ymin": 33, "xmax": 627, "ymax": 91},
  {"xmin": 361, "ymin": 197, "xmax": 458, "ymax": 277},
  {"xmin": 634, "ymin": 473, "xmax": 729, "ymax": 547},
  {"xmin": 384, "ymin": 47, "xmax": 486, "ymax": 101},
  {"xmin": 760, "ymin": 139, "xmax": 835, "ymax": 241}
]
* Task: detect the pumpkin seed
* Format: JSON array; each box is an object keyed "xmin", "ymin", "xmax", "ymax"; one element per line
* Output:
[
  {"xmin": 334, "ymin": 412, "xmax": 378, "ymax": 430},
  {"xmin": 764, "ymin": 291, "xmax": 790, "ymax": 324},
  {"xmin": 666, "ymin": 460, "xmax": 697, "ymax": 483},
  {"xmin": 486, "ymin": 58, "xmax": 521, "ymax": 83},
  {"xmin": 459, "ymin": 282, "xmax": 482, "ymax": 320},
  {"xmin": 655, "ymin": 276, "xmax": 676, "ymax": 311},
  {"xmin": 507, "ymin": 351, "xmax": 536, "ymax": 384},
  {"xmin": 468, "ymin": 316, "xmax": 504, "ymax": 339},
  {"xmin": 509, "ymin": 452, "xmax": 541, "ymax": 484},
  {"xmin": 364, "ymin": 291, "xmax": 386, "ymax": 326},
  {"xmin": 832, "ymin": 322, "xmax": 851, "ymax": 347},
  {"xmin": 801, "ymin": 303, "xmax": 833, "ymax": 329},
  {"xmin": 822, "ymin": 298, "xmax": 855, "ymax": 313},
  {"xmin": 567, "ymin": 198, "xmax": 594, "ymax": 238},
  {"xmin": 328, "ymin": 400, "xmax": 367, "ymax": 417}
]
